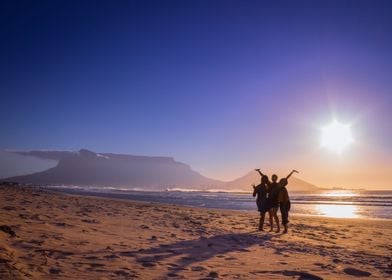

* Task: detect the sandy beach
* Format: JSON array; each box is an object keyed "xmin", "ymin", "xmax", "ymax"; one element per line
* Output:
[{"xmin": 0, "ymin": 185, "xmax": 391, "ymax": 279}]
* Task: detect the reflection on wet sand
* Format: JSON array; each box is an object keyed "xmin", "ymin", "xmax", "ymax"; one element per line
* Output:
[{"xmin": 315, "ymin": 204, "xmax": 359, "ymax": 218}]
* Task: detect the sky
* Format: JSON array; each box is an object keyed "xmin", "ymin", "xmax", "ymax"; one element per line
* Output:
[{"xmin": 1, "ymin": 0, "xmax": 391, "ymax": 189}]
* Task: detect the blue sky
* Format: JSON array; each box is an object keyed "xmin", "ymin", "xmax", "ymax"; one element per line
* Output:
[{"xmin": 1, "ymin": 0, "xmax": 391, "ymax": 187}]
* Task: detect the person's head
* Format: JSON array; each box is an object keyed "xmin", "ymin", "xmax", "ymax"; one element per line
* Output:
[
  {"xmin": 279, "ymin": 178, "xmax": 288, "ymax": 187},
  {"xmin": 261, "ymin": 175, "xmax": 269, "ymax": 184},
  {"xmin": 271, "ymin": 174, "xmax": 278, "ymax": 182}
]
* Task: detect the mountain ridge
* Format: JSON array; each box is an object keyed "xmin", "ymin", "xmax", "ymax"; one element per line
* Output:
[{"xmin": 2, "ymin": 149, "xmax": 318, "ymax": 191}]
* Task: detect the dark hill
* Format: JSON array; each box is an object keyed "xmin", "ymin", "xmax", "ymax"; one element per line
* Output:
[{"xmin": 5, "ymin": 149, "xmax": 222, "ymax": 189}]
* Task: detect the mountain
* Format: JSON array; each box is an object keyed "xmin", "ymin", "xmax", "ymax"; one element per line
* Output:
[
  {"xmin": 225, "ymin": 170, "xmax": 318, "ymax": 192},
  {"xmin": 4, "ymin": 149, "xmax": 223, "ymax": 190},
  {"xmin": 2, "ymin": 149, "xmax": 319, "ymax": 191}
]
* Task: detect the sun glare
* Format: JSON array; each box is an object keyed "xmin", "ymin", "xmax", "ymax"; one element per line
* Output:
[
  {"xmin": 315, "ymin": 204, "xmax": 358, "ymax": 218},
  {"xmin": 321, "ymin": 120, "xmax": 353, "ymax": 154},
  {"xmin": 321, "ymin": 190, "xmax": 358, "ymax": 197}
]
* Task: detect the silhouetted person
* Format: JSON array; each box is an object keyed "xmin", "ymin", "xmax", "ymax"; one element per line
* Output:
[
  {"xmin": 252, "ymin": 174, "xmax": 269, "ymax": 231},
  {"xmin": 255, "ymin": 169, "xmax": 280, "ymax": 232},
  {"xmin": 278, "ymin": 169, "xmax": 298, "ymax": 233},
  {"xmin": 267, "ymin": 173, "xmax": 281, "ymax": 232}
]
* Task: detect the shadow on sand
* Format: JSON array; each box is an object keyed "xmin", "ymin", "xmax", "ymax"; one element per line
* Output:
[{"xmin": 121, "ymin": 232, "xmax": 271, "ymax": 277}]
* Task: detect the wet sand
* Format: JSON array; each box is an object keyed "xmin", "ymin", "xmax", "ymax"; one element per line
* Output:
[{"xmin": 0, "ymin": 185, "xmax": 391, "ymax": 279}]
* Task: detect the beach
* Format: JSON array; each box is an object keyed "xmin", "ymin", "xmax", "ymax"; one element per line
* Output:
[{"xmin": 0, "ymin": 185, "xmax": 391, "ymax": 279}]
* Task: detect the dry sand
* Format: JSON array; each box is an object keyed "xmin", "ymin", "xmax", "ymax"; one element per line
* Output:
[{"xmin": 0, "ymin": 185, "xmax": 391, "ymax": 279}]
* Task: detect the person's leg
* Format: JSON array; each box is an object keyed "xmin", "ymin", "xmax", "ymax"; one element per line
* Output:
[
  {"xmin": 258, "ymin": 212, "xmax": 265, "ymax": 231},
  {"xmin": 282, "ymin": 209, "xmax": 288, "ymax": 233},
  {"xmin": 280, "ymin": 202, "xmax": 289, "ymax": 233},
  {"xmin": 268, "ymin": 209, "xmax": 274, "ymax": 231},
  {"xmin": 273, "ymin": 207, "xmax": 280, "ymax": 233},
  {"xmin": 285, "ymin": 201, "xmax": 290, "ymax": 233}
]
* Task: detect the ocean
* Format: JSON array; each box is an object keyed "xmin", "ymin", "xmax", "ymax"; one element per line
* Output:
[{"xmin": 47, "ymin": 186, "xmax": 392, "ymax": 220}]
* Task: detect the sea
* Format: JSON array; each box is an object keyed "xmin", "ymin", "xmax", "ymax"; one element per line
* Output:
[{"xmin": 46, "ymin": 186, "xmax": 392, "ymax": 220}]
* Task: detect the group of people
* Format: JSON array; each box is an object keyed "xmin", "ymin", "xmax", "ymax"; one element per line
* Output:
[{"xmin": 252, "ymin": 169, "xmax": 298, "ymax": 233}]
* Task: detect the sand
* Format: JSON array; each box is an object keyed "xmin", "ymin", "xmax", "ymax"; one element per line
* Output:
[{"xmin": 0, "ymin": 185, "xmax": 391, "ymax": 279}]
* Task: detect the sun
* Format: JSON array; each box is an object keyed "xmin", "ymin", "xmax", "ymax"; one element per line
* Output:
[{"xmin": 321, "ymin": 120, "xmax": 353, "ymax": 154}]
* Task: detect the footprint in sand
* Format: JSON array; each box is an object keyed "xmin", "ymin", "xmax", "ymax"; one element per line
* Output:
[
  {"xmin": 114, "ymin": 270, "xmax": 134, "ymax": 277},
  {"xmin": 49, "ymin": 267, "xmax": 62, "ymax": 274},
  {"xmin": 282, "ymin": 270, "xmax": 323, "ymax": 280},
  {"xmin": 141, "ymin": 261, "xmax": 155, "ymax": 267},
  {"xmin": 89, "ymin": 263, "xmax": 106, "ymax": 268},
  {"xmin": 207, "ymin": 271, "xmax": 219, "ymax": 278},
  {"xmin": 104, "ymin": 254, "xmax": 119, "ymax": 259},
  {"xmin": 150, "ymin": 235, "xmax": 157, "ymax": 240},
  {"xmin": 28, "ymin": 239, "xmax": 44, "ymax": 246},
  {"xmin": 191, "ymin": 266, "xmax": 207, "ymax": 271},
  {"xmin": 53, "ymin": 222, "xmax": 72, "ymax": 227},
  {"xmin": 85, "ymin": 256, "xmax": 100, "ymax": 260},
  {"xmin": 81, "ymin": 219, "xmax": 100, "ymax": 224},
  {"xmin": 0, "ymin": 225, "xmax": 16, "ymax": 237},
  {"xmin": 343, "ymin": 267, "xmax": 372, "ymax": 277},
  {"xmin": 252, "ymin": 270, "xmax": 323, "ymax": 280},
  {"xmin": 2, "ymin": 206, "xmax": 16, "ymax": 211}
]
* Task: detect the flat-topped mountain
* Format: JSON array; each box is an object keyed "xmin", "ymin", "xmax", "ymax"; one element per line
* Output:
[{"xmin": 4, "ymin": 149, "xmax": 222, "ymax": 189}]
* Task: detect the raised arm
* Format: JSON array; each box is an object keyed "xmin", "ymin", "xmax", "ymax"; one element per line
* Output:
[
  {"xmin": 285, "ymin": 169, "xmax": 299, "ymax": 180},
  {"xmin": 254, "ymin": 168, "xmax": 264, "ymax": 177}
]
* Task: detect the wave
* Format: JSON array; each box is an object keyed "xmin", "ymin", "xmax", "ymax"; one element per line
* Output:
[
  {"xmin": 42, "ymin": 186, "xmax": 392, "ymax": 219},
  {"xmin": 165, "ymin": 188, "xmax": 246, "ymax": 193},
  {"xmin": 46, "ymin": 185, "xmax": 392, "ymax": 204},
  {"xmin": 292, "ymin": 200, "xmax": 392, "ymax": 207}
]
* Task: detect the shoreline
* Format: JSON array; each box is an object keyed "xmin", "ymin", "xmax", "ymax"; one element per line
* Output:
[
  {"xmin": 1, "ymin": 184, "xmax": 391, "ymax": 279},
  {"xmin": 43, "ymin": 185, "xmax": 392, "ymax": 220},
  {"xmin": 57, "ymin": 190, "xmax": 392, "ymax": 222}
]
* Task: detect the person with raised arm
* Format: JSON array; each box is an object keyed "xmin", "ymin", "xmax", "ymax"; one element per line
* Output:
[
  {"xmin": 278, "ymin": 169, "xmax": 299, "ymax": 233},
  {"xmin": 255, "ymin": 169, "xmax": 280, "ymax": 232},
  {"xmin": 252, "ymin": 173, "xmax": 269, "ymax": 231}
]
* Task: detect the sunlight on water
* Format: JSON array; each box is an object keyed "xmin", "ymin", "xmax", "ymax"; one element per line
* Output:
[
  {"xmin": 320, "ymin": 190, "xmax": 359, "ymax": 197},
  {"xmin": 315, "ymin": 204, "xmax": 359, "ymax": 218}
]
